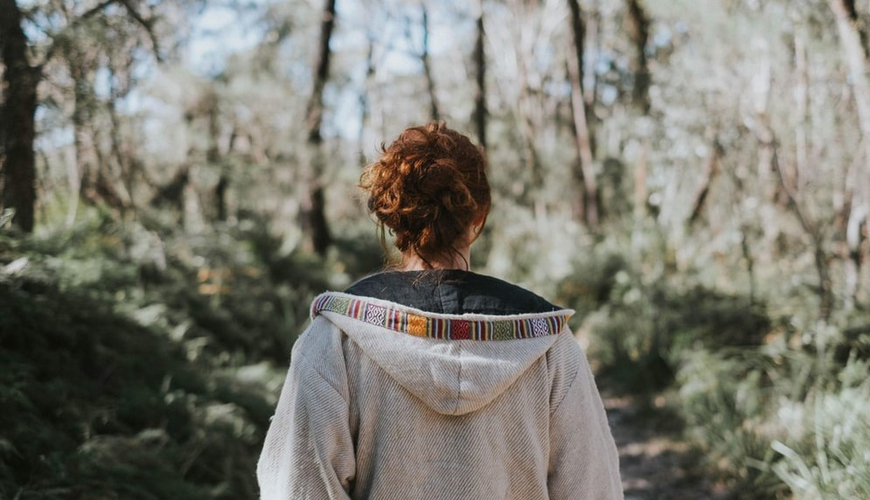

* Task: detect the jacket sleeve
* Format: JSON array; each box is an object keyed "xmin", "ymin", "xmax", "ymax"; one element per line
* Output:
[
  {"xmin": 257, "ymin": 342, "xmax": 355, "ymax": 500},
  {"xmin": 547, "ymin": 350, "xmax": 623, "ymax": 500}
]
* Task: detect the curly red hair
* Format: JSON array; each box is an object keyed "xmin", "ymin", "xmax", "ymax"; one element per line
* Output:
[{"xmin": 360, "ymin": 122, "xmax": 490, "ymax": 267}]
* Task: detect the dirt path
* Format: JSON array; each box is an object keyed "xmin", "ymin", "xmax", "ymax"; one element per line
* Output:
[{"xmin": 604, "ymin": 395, "xmax": 728, "ymax": 500}]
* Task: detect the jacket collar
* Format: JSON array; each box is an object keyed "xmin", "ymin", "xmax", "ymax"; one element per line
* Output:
[
  {"xmin": 311, "ymin": 291, "xmax": 573, "ymax": 341},
  {"xmin": 342, "ymin": 269, "xmax": 562, "ymax": 316}
]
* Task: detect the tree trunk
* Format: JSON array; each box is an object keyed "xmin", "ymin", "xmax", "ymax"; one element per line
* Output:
[
  {"xmin": 625, "ymin": 0, "xmax": 651, "ymax": 114},
  {"xmin": 688, "ymin": 136, "xmax": 723, "ymax": 225},
  {"xmin": 306, "ymin": 0, "xmax": 337, "ymax": 146},
  {"xmin": 303, "ymin": 0, "xmax": 336, "ymax": 255},
  {"xmin": 473, "ymin": 4, "xmax": 486, "ymax": 148},
  {"xmin": 0, "ymin": 0, "xmax": 39, "ymax": 232},
  {"xmin": 829, "ymin": 0, "xmax": 870, "ymax": 176},
  {"xmin": 840, "ymin": 0, "xmax": 870, "ymax": 56},
  {"xmin": 764, "ymin": 125, "xmax": 834, "ymax": 319},
  {"xmin": 634, "ymin": 138, "xmax": 649, "ymax": 220},
  {"xmin": 566, "ymin": 0, "xmax": 598, "ymax": 226},
  {"xmin": 583, "ymin": 9, "xmax": 599, "ymax": 107},
  {"xmin": 845, "ymin": 203, "xmax": 866, "ymax": 310},
  {"xmin": 794, "ymin": 33, "xmax": 808, "ymax": 190},
  {"xmin": 358, "ymin": 37, "xmax": 376, "ymax": 165},
  {"xmin": 215, "ymin": 174, "xmax": 228, "ymax": 222},
  {"xmin": 421, "ymin": 5, "xmax": 440, "ymax": 121},
  {"xmin": 829, "ymin": 0, "xmax": 870, "ymax": 308},
  {"xmin": 69, "ymin": 46, "xmax": 100, "ymax": 207}
]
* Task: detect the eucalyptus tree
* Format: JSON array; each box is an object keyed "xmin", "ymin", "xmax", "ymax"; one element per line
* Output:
[{"xmin": 0, "ymin": 0, "xmax": 177, "ymax": 231}]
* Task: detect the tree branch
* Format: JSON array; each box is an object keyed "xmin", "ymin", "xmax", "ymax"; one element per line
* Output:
[
  {"xmin": 118, "ymin": 0, "xmax": 163, "ymax": 62},
  {"xmin": 39, "ymin": 0, "xmax": 116, "ymax": 67}
]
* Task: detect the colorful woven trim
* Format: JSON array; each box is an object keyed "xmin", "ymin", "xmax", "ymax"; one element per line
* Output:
[{"xmin": 311, "ymin": 293, "xmax": 571, "ymax": 341}]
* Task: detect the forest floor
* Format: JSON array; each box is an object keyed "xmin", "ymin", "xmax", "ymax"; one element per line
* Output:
[{"xmin": 604, "ymin": 394, "xmax": 731, "ymax": 500}]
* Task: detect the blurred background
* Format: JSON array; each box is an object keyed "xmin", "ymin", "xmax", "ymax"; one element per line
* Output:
[{"xmin": 1, "ymin": 0, "xmax": 869, "ymax": 498}]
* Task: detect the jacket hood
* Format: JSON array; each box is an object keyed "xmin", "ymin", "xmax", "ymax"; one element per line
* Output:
[{"xmin": 311, "ymin": 292, "xmax": 574, "ymax": 416}]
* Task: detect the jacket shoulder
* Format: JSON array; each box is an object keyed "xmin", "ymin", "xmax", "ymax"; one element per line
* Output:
[
  {"xmin": 546, "ymin": 332, "xmax": 586, "ymax": 413},
  {"xmin": 290, "ymin": 316, "xmax": 349, "ymax": 398}
]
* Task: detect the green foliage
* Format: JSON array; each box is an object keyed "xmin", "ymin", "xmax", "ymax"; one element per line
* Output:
[
  {"xmin": 0, "ymin": 276, "xmax": 250, "ymax": 499},
  {"xmin": 770, "ymin": 358, "xmax": 870, "ymax": 500},
  {"xmin": 558, "ymin": 250, "xmax": 769, "ymax": 393},
  {"xmin": 0, "ymin": 211, "xmax": 359, "ymax": 499},
  {"xmin": 674, "ymin": 335, "xmax": 870, "ymax": 499},
  {"xmin": 677, "ymin": 349, "xmax": 787, "ymax": 498}
]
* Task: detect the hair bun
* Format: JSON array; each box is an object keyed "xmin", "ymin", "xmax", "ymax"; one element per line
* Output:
[{"xmin": 360, "ymin": 122, "xmax": 491, "ymax": 266}]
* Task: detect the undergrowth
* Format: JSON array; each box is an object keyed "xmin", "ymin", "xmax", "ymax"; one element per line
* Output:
[
  {"xmin": 556, "ymin": 248, "xmax": 870, "ymax": 500},
  {"xmin": 0, "ymin": 211, "xmax": 379, "ymax": 499}
]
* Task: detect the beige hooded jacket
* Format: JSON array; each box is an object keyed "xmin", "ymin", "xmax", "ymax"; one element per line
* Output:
[{"xmin": 257, "ymin": 290, "xmax": 623, "ymax": 500}]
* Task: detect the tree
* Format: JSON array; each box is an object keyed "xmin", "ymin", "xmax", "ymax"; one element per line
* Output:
[
  {"xmin": 473, "ymin": 1, "xmax": 487, "ymax": 148},
  {"xmin": 420, "ymin": 4, "xmax": 440, "ymax": 121},
  {"xmin": 828, "ymin": 0, "xmax": 870, "ymax": 309},
  {"xmin": 625, "ymin": 0, "xmax": 650, "ymax": 113},
  {"xmin": 566, "ymin": 0, "xmax": 598, "ymax": 225},
  {"xmin": 0, "ymin": 0, "xmax": 39, "ymax": 232},
  {"xmin": 1, "ymin": 0, "xmax": 165, "ymax": 232},
  {"xmin": 302, "ymin": 0, "xmax": 337, "ymax": 256}
]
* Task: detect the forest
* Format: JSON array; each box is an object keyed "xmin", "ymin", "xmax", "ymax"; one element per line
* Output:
[{"xmin": 1, "ymin": 0, "xmax": 869, "ymax": 498}]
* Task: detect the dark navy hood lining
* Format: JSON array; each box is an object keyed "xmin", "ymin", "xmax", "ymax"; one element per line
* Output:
[{"xmin": 343, "ymin": 270, "xmax": 560, "ymax": 316}]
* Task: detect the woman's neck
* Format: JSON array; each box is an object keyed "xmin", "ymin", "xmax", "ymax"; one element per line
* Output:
[{"xmin": 400, "ymin": 247, "xmax": 471, "ymax": 271}]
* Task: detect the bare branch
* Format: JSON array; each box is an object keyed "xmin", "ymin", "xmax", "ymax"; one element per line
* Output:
[
  {"xmin": 38, "ymin": 0, "xmax": 116, "ymax": 66},
  {"xmin": 117, "ymin": 0, "xmax": 163, "ymax": 62}
]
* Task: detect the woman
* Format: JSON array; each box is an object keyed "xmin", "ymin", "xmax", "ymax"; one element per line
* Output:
[{"xmin": 257, "ymin": 122, "xmax": 623, "ymax": 499}]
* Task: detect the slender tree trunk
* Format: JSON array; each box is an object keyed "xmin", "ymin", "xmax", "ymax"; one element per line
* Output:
[
  {"xmin": 845, "ymin": 201, "xmax": 866, "ymax": 309},
  {"xmin": 305, "ymin": 0, "xmax": 336, "ymax": 145},
  {"xmin": 688, "ymin": 135, "xmax": 723, "ymax": 225},
  {"xmin": 625, "ymin": 0, "xmax": 651, "ymax": 113},
  {"xmin": 794, "ymin": 34, "xmax": 808, "ymax": 190},
  {"xmin": 634, "ymin": 138, "xmax": 649, "ymax": 220},
  {"xmin": 829, "ymin": 0, "xmax": 870, "ymax": 307},
  {"xmin": 0, "ymin": 0, "xmax": 39, "ymax": 232},
  {"xmin": 829, "ymin": 0, "xmax": 870, "ymax": 176},
  {"xmin": 507, "ymin": 0, "xmax": 542, "ymax": 193},
  {"xmin": 421, "ymin": 5, "xmax": 439, "ymax": 121},
  {"xmin": 840, "ymin": 0, "xmax": 870, "ymax": 56},
  {"xmin": 583, "ymin": 9, "xmax": 599, "ymax": 107},
  {"xmin": 108, "ymin": 92, "xmax": 136, "ymax": 211},
  {"xmin": 358, "ymin": 37, "xmax": 376, "ymax": 165},
  {"xmin": 763, "ymin": 124, "xmax": 834, "ymax": 319},
  {"xmin": 566, "ymin": 0, "xmax": 598, "ymax": 226},
  {"xmin": 203, "ymin": 91, "xmax": 229, "ymax": 222},
  {"xmin": 69, "ymin": 49, "xmax": 99, "ymax": 206},
  {"xmin": 473, "ymin": 4, "xmax": 486, "ymax": 148},
  {"xmin": 740, "ymin": 225, "xmax": 757, "ymax": 306},
  {"xmin": 215, "ymin": 175, "xmax": 228, "ymax": 222},
  {"xmin": 513, "ymin": 52, "xmax": 542, "ymax": 190},
  {"xmin": 206, "ymin": 91, "xmax": 220, "ymax": 164},
  {"xmin": 302, "ymin": 0, "xmax": 336, "ymax": 256}
]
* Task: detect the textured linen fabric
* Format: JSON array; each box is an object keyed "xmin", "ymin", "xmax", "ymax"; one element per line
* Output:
[{"xmin": 258, "ymin": 288, "xmax": 623, "ymax": 500}]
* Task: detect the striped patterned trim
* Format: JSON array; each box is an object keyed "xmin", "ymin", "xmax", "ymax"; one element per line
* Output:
[{"xmin": 311, "ymin": 293, "xmax": 571, "ymax": 341}]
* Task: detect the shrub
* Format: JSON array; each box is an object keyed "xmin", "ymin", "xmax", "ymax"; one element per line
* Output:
[{"xmin": 771, "ymin": 357, "xmax": 870, "ymax": 500}]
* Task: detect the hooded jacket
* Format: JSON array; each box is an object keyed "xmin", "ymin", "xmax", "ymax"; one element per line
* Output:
[{"xmin": 257, "ymin": 271, "xmax": 623, "ymax": 500}]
